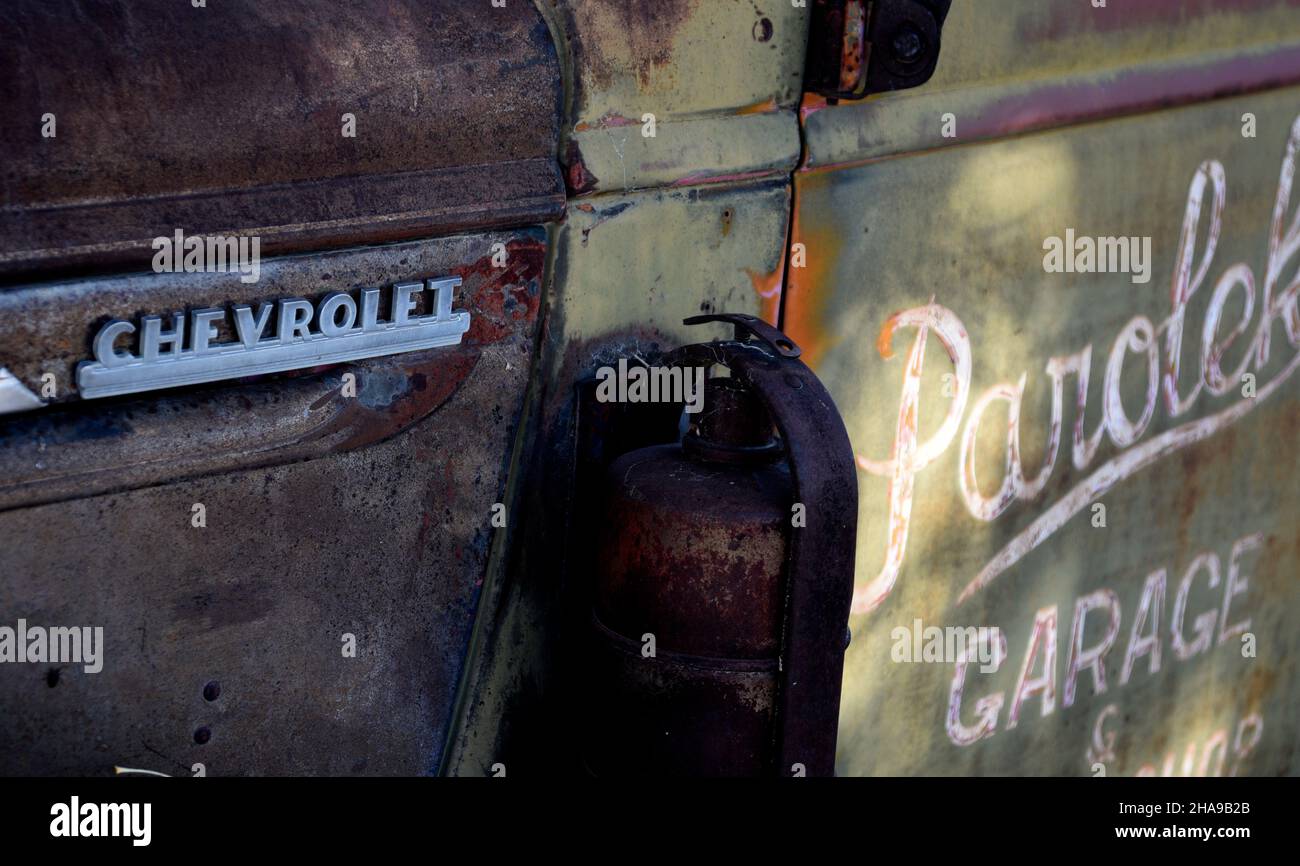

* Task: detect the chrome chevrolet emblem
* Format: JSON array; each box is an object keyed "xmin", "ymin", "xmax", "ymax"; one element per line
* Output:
[{"xmin": 76, "ymin": 277, "xmax": 470, "ymax": 399}]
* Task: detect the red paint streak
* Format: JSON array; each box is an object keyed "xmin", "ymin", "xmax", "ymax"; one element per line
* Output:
[
  {"xmin": 984, "ymin": 47, "xmax": 1300, "ymax": 137},
  {"xmin": 574, "ymin": 111, "xmax": 639, "ymax": 132},
  {"xmin": 804, "ymin": 43, "xmax": 1300, "ymax": 173}
]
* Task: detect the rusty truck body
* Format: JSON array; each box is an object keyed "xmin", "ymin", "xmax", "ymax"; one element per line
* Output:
[{"xmin": 1, "ymin": 0, "xmax": 1297, "ymax": 778}]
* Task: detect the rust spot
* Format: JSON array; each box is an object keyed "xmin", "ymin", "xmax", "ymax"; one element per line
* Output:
[
  {"xmin": 781, "ymin": 176, "xmax": 845, "ymax": 368},
  {"xmin": 562, "ymin": 0, "xmax": 695, "ymax": 94},
  {"xmin": 737, "ymin": 97, "xmax": 779, "ymax": 116},
  {"xmin": 565, "ymin": 140, "xmax": 600, "ymax": 196},
  {"xmin": 743, "ymin": 265, "xmax": 783, "ymax": 327},
  {"xmin": 576, "ymin": 111, "xmax": 639, "ymax": 131},
  {"xmin": 1241, "ymin": 663, "xmax": 1278, "ymax": 707},
  {"xmin": 455, "ymin": 238, "xmax": 546, "ymax": 345},
  {"xmin": 799, "ymin": 92, "xmax": 829, "ymax": 124}
]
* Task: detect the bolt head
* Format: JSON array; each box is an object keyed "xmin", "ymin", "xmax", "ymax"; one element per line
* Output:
[{"xmin": 892, "ymin": 26, "xmax": 924, "ymax": 63}]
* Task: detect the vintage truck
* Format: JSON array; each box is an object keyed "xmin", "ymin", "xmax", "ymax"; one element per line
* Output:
[{"xmin": 1, "ymin": 0, "xmax": 1297, "ymax": 777}]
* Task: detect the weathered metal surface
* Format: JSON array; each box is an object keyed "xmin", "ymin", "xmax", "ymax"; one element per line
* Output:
[
  {"xmin": 0, "ymin": 233, "xmax": 543, "ymax": 511},
  {"xmin": 545, "ymin": 0, "xmax": 807, "ymax": 194},
  {"xmin": 584, "ymin": 441, "xmax": 789, "ymax": 776},
  {"xmin": 802, "ymin": 0, "xmax": 1300, "ymax": 169},
  {"xmin": 789, "ymin": 9, "xmax": 1300, "ymax": 777},
  {"xmin": 0, "ymin": 0, "xmax": 563, "ymax": 282},
  {"xmin": 0, "ymin": 228, "xmax": 544, "ymax": 774},
  {"xmin": 442, "ymin": 179, "xmax": 794, "ymax": 775},
  {"xmin": 594, "ymin": 444, "xmax": 788, "ymax": 660}
]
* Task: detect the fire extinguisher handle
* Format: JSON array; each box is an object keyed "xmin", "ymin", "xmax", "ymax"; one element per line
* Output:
[
  {"xmin": 674, "ymin": 316, "xmax": 858, "ymax": 778},
  {"xmin": 682, "ymin": 313, "xmax": 803, "ymax": 358}
]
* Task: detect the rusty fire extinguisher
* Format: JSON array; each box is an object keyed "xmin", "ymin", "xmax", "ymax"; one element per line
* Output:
[{"xmin": 581, "ymin": 314, "xmax": 858, "ymax": 777}]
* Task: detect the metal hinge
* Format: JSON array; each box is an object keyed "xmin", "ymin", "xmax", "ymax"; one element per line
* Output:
[{"xmin": 805, "ymin": 0, "xmax": 952, "ymax": 100}]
